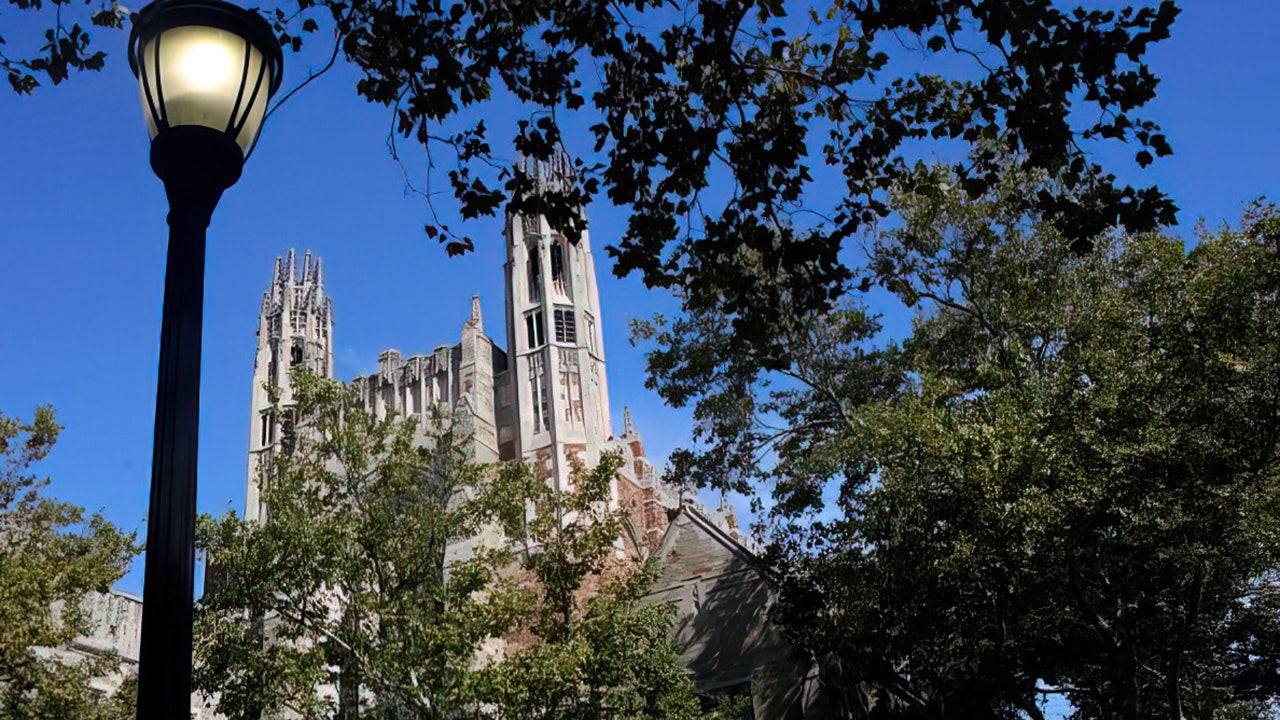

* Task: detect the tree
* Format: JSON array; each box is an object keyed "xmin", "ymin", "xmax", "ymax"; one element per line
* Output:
[
  {"xmin": 473, "ymin": 456, "xmax": 702, "ymax": 720},
  {"xmin": 0, "ymin": 0, "xmax": 126, "ymax": 94},
  {"xmin": 7, "ymin": 0, "xmax": 1178, "ymax": 349},
  {"xmin": 0, "ymin": 406, "xmax": 140, "ymax": 719},
  {"xmin": 195, "ymin": 371, "xmax": 496, "ymax": 719},
  {"xmin": 195, "ymin": 370, "xmax": 700, "ymax": 719},
  {"xmin": 638, "ymin": 167, "xmax": 1280, "ymax": 718}
]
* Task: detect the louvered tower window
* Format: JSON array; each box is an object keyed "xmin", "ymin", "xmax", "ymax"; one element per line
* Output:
[{"xmin": 554, "ymin": 308, "xmax": 576, "ymax": 344}]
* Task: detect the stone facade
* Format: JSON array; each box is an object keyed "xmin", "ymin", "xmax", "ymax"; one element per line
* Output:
[
  {"xmin": 245, "ymin": 157, "xmax": 677, "ymax": 550},
  {"xmin": 232, "ymin": 155, "xmax": 826, "ymax": 714},
  {"xmin": 345, "ymin": 296, "xmax": 508, "ymax": 464},
  {"xmin": 64, "ymin": 590, "xmax": 219, "ymax": 718},
  {"xmin": 76, "ymin": 157, "xmax": 823, "ymax": 718}
]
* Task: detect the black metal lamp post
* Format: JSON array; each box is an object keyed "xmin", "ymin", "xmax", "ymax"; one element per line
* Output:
[{"xmin": 127, "ymin": 2, "xmax": 281, "ymax": 717}]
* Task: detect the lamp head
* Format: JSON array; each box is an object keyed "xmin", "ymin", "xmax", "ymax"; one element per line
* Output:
[{"xmin": 128, "ymin": 0, "xmax": 283, "ymax": 167}]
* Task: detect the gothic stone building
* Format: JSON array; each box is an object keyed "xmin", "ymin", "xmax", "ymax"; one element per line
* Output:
[
  {"xmin": 81, "ymin": 161, "xmax": 828, "ymax": 718},
  {"xmin": 243, "ymin": 233, "xmax": 676, "ymax": 556},
  {"xmin": 240, "ymin": 160, "xmax": 827, "ymax": 717}
]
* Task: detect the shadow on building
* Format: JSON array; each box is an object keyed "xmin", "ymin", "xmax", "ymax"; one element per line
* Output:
[{"xmin": 644, "ymin": 506, "xmax": 834, "ymax": 719}]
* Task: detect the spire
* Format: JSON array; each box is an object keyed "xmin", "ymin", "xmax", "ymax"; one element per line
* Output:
[
  {"xmin": 268, "ymin": 255, "xmax": 284, "ymax": 304},
  {"xmin": 286, "ymin": 248, "xmax": 297, "ymax": 285},
  {"xmin": 469, "ymin": 294, "xmax": 483, "ymax": 332},
  {"xmin": 519, "ymin": 150, "xmax": 575, "ymax": 193},
  {"xmin": 718, "ymin": 490, "xmax": 740, "ymax": 534},
  {"xmin": 623, "ymin": 406, "xmax": 635, "ymax": 435}
]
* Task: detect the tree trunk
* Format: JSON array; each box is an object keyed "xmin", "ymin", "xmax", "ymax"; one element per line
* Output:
[
  {"xmin": 338, "ymin": 610, "xmax": 361, "ymax": 720},
  {"xmin": 249, "ymin": 610, "xmax": 265, "ymax": 720},
  {"xmin": 1166, "ymin": 567, "xmax": 1205, "ymax": 720}
]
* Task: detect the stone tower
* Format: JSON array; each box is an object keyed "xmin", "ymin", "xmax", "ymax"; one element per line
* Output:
[
  {"xmin": 245, "ymin": 249, "xmax": 333, "ymax": 521},
  {"xmin": 502, "ymin": 154, "xmax": 614, "ymax": 494}
]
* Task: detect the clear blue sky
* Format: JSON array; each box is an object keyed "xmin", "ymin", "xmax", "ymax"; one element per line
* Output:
[{"xmin": 1, "ymin": 1, "xmax": 1277, "ymax": 596}]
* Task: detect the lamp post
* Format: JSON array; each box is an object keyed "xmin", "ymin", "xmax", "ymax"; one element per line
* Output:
[{"xmin": 127, "ymin": 2, "xmax": 281, "ymax": 717}]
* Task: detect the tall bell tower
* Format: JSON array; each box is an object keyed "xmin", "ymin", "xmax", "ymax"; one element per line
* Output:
[
  {"xmin": 245, "ymin": 249, "xmax": 333, "ymax": 521},
  {"xmin": 503, "ymin": 155, "xmax": 613, "ymax": 493}
]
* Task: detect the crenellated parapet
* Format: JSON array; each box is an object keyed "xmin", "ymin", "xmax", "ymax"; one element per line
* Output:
[{"xmin": 350, "ymin": 297, "xmax": 507, "ymax": 463}]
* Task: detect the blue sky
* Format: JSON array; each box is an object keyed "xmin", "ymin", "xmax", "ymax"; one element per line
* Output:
[{"xmin": 1, "ymin": 1, "xmax": 1278, "ymax": 597}]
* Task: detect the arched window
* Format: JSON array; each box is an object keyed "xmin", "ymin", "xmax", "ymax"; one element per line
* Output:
[
  {"xmin": 550, "ymin": 241, "xmax": 566, "ymax": 295},
  {"xmin": 280, "ymin": 409, "xmax": 297, "ymax": 455},
  {"xmin": 527, "ymin": 249, "xmax": 542, "ymax": 302},
  {"xmin": 525, "ymin": 311, "xmax": 546, "ymax": 348}
]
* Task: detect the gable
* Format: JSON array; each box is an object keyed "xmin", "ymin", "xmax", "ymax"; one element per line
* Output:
[
  {"xmin": 652, "ymin": 508, "xmax": 756, "ymax": 589},
  {"xmin": 647, "ymin": 509, "xmax": 784, "ymax": 688}
]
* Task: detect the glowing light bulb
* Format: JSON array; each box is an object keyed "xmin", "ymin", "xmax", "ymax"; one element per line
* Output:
[{"xmin": 181, "ymin": 41, "xmax": 232, "ymax": 87}]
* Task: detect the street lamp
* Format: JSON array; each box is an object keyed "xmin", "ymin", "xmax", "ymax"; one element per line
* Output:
[{"xmin": 127, "ymin": 1, "xmax": 281, "ymax": 717}]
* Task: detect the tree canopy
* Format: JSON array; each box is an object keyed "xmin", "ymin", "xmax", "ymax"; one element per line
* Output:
[
  {"xmin": 7, "ymin": 1, "xmax": 1178, "ymax": 359},
  {"xmin": 639, "ymin": 166, "xmax": 1280, "ymax": 718},
  {"xmin": 0, "ymin": 407, "xmax": 139, "ymax": 720},
  {"xmin": 195, "ymin": 370, "xmax": 702, "ymax": 719}
]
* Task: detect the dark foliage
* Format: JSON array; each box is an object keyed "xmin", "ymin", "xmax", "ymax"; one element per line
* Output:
[{"xmin": 9, "ymin": 1, "xmax": 1177, "ymax": 363}]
